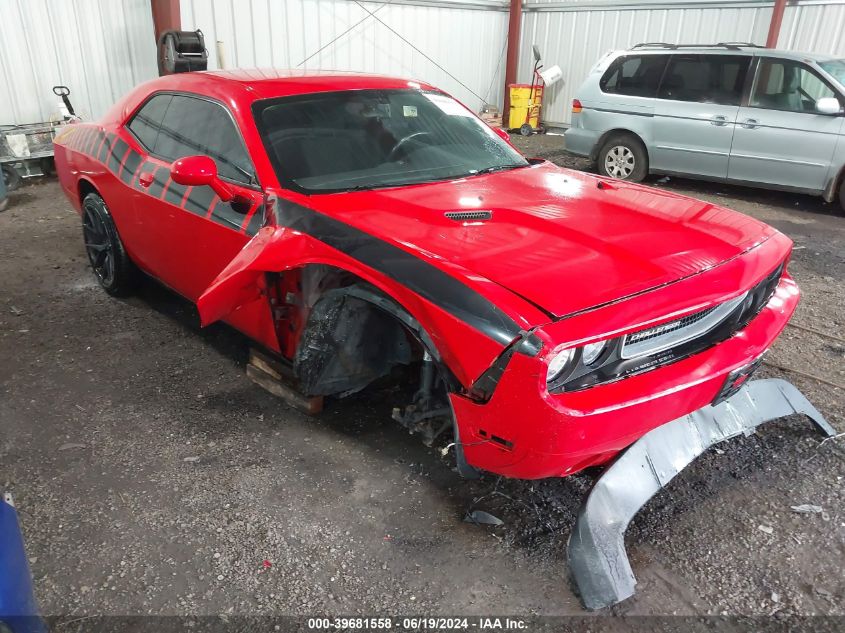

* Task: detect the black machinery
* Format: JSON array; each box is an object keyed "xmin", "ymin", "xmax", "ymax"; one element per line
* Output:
[{"xmin": 157, "ymin": 29, "xmax": 208, "ymax": 75}]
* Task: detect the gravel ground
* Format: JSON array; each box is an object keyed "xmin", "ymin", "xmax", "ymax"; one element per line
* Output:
[{"xmin": 1, "ymin": 136, "xmax": 843, "ymax": 624}]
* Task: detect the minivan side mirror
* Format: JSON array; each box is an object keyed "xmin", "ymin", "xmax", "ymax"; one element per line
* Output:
[
  {"xmin": 170, "ymin": 155, "xmax": 234, "ymax": 201},
  {"xmin": 816, "ymin": 97, "xmax": 842, "ymax": 115}
]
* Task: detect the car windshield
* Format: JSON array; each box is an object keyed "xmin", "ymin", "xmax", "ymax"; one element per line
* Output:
[
  {"xmin": 819, "ymin": 59, "xmax": 845, "ymax": 87},
  {"xmin": 252, "ymin": 89, "xmax": 528, "ymax": 193}
]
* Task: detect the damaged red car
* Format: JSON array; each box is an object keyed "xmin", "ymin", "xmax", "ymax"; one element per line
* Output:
[{"xmin": 53, "ymin": 70, "xmax": 833, "ymax": 610}]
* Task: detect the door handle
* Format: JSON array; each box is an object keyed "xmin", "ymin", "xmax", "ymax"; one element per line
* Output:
[
  {"xmin": 740, "ymin": 118, "xmax": 760, "ymax": 129},
  {"xmin": 710, "ymin": 115, "xmax": 728, "ymax": 126},
  {"xmin": 138, "ymin": 171, "xmax": 154, "ymax": 188}
]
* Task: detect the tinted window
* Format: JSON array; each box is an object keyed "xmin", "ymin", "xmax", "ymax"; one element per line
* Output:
[
  {"xmin": 658, "ymin": 55, "xmax": 751, "ymax": 105},
  {"xmin": 253, "ymin": 89, "xmax": 528, "ymax": 193},
  {"xmin": 154, "ymin": 95, "xmax": 255, "ymax": 184},
  {"xmin": 600, "ymin": 55, "xmax": 668, "ymax": 97},
  {"xmin": 128, "ymin": 94, "xmax": 172, "ymax": 150},
  {"xmin": 750, "ymin": 59, "xmax": 838, "ymax": 113}
]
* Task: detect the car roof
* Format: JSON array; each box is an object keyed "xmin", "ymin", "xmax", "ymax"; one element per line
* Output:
[
  {"xmin": 621, "ymin": 45, "xmax": 841, "ymax": 63},
  {"xmin": 153, "ymin": 68, "xmax": 438, "ymax": 100}
]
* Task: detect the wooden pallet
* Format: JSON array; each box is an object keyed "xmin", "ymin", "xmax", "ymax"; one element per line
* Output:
[{"xmin": 246, "ymin": 348, "xmax": 323, "ymax": 415}]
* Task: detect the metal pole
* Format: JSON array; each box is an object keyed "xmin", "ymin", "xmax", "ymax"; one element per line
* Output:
[
  {"xmin": 766, "ymin": 0, "xmax": 788, "ymax": 48},
  {"xmin": 502, "ymin": 0, "xmax": 522, "ymax": 128},
  {"xmin": 150, "ymin": 0, "xmax": 182, "ymax": 45}
]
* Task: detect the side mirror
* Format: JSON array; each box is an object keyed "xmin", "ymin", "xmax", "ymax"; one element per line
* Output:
[
  {"xmin": 493, "ymin": 127, "xmax": 510, "ymax": 142},
  {"xmin": 170, "ymin": 155, "xmax": 234, "ymax": 201},
  {"xmin": 816, "ymin": 97, "xmax": 842, "ymax": 115}
]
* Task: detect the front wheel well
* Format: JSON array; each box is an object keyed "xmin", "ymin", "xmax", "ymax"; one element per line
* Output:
[{"xmin": 78, "ymin": 178, "xmax": 99, "ymax": 204}]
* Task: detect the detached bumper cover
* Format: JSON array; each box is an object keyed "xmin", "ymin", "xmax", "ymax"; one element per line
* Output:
[{"xmin": 567, "ymin": 378, "xmax": 835, "ymax": 611}]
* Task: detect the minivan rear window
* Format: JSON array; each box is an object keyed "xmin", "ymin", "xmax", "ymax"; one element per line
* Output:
[{"xmin": 600, "ymin": 55, "xmax": 668, "ymax": 97}]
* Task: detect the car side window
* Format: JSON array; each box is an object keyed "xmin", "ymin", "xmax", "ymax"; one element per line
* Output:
[
  {"xmin": 657, "ymin": 54, "xmax": 751, "ymax": 106},
  {"xmin": 153, "ymin": 95, "xmax": 256, "ymax": 185},
  {"xmin": 127, "ymin": 94, "xmax": 172, "ymax": 150},
  {"xmin": 600, "ymin": 55, "xmax": 668, "ymax": 97},
  {"xmin": 749, "ymin": 59, "xmax": 837, "ymax": 113}
]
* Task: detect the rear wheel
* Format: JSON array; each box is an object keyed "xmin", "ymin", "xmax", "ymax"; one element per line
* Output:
[
  {"xmin": 81, "ymin": 192, "xmax": 136, "ymax": 295},
  {"xmin": 597, "ymin": 134, "xmax": 648, "ymax": 182}
]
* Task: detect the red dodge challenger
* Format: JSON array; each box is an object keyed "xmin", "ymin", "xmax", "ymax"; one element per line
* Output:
[{"xmin": 54, "ymin": 70, "xmax": 833, "ymax": 609}]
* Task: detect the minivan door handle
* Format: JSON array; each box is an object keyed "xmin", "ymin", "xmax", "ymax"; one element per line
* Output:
[
  {"xmin": 710, "ymin": 115, "xmax": 728, "ymax": 126},
  {"xmin": 741, "ymin": 118, "xmax": 760, "ymax": 129}
]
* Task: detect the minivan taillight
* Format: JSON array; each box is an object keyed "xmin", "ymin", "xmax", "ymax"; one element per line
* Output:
[{"xmin": 572, "ymin": 99, "xmax": 583, "ymax": 114}]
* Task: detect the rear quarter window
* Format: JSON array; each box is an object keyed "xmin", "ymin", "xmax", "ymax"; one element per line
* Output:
[
  {"xmin": 600, "ymin": 55, "xmax": 669, "ymax": 97},
  {"xmin": 127, "ymin": 94, "xmax": 172, "ymax": 150}
]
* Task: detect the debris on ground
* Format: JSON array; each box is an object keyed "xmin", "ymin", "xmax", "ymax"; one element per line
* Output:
[
  {"xmin": 758, "ymin": 524, "xmax": 775, "ymax": 534},
  {"xmin": 790, "ymin": 504, "xmax": 823, "ymax": 514},
  {"xmin": 464, "ymin": 510, "xmax": 504, "ymax": 526}
]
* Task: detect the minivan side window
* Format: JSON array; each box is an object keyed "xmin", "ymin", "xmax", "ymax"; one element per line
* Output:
[
  {"xmin": 749, "ymin": 59, "xmax": 838, "ymax": 113},
  {"xmin": 600, "ymin": 55, "xmax": 668, "ymax": 97},
  {"xmin": 127, "ymin": 94, "xmax": 172, "ymax": 150},
  {"xmin": 153, "ymin": 95, "xmax": 256, "ymax": 184},
  {"xmin": 658, "ymin": 55, "xmax": 751, "ymax": 106}
]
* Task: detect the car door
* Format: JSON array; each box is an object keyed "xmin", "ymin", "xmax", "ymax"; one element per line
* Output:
[
  {"xmin": 125, "ymin": 92, "xmax": 265, "ymax": 301},
  {"xmin": 728, "ymin": 57, "xmax": 845, "ymax": 192},
  {"xmin": 651, "ymin": 54, "xmax": 751, "ymax": 180}
]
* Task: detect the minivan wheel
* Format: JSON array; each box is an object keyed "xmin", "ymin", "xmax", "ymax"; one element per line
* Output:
[{"xmin": 597, "ymin": 134, "xmax": 648, "ymax": 182}]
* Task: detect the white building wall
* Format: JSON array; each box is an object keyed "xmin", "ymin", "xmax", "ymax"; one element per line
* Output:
[
  {"xmin": 0, "ymin": 0, "xmax": 158, "ymax": 125},
  {"xmin": 180, "ymin": 0, "xmax": 510, "ymax": 112}
]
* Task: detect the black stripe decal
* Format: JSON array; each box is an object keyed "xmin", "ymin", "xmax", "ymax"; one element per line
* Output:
[
  {"xmin": 246, "ymin": 205, "xmax": 264, "ymax": 236},
  {"xmin": 148, "ymin": 168, "xmax": 168, "ymax": 198},
  {"xmin": 210, "ymin": 200, "xmax": 249, "ymax": 231},
  {"xmin": 108, "ymin": 138, "xmax": 129, "ymax": 174},
  {"xmin": 120, "ymin": 149, "xmax": 142, "ymax": 185},
  {"xmin": 164, "ymin": 180, "xmax": 188, "ymax": 207},
  {"xmin": 83, "ymin": 128, "xmax": 98, "ymax": 156},
  {"xmin": 97, "ymin": 134, "xmax": 113, "ymax": 164},
  {"xmin": 275, "ymin": 201, "xmax": 523, "ymax": 347},
  {"xmin": 184, "ymin": 184, "xmax": 216, "ymax": 217}
]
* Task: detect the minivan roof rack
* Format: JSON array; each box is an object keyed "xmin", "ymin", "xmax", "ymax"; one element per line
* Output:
[{"xmin": 631, "ymin": 42, "xmax": 766, "ymax": 51}]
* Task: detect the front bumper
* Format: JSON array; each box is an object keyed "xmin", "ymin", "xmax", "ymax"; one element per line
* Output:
[
  {"xmin": 567, "ymin": 378, "xmax": 835, "ymax": 610},
  {"xmin": 451, "ymin": 273, "xmax": 801, "ymax": 479}
]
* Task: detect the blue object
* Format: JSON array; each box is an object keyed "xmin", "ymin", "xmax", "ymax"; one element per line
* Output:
[{"xmin": 0, "ymin": 494, "xmax": 45, "ymax": 633}]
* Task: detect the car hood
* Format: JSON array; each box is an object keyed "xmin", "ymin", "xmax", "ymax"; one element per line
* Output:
[{"xmin": 303, "ymin": 162, "xmax": 777, "ymax": 319}]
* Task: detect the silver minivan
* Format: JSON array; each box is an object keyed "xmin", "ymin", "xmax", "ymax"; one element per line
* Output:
[{"xmin": 565, "ymin": 44, "xmax": 845, "ymax": 212}]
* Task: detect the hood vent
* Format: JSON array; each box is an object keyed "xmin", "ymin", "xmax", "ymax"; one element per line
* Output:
[{"xmin": 445, "ymin": 210, "xmax": 493, "ymax": 222}]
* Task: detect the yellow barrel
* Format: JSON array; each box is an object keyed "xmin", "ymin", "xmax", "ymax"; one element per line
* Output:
[{"xmin": 508, "ymin": 84, "xmax": 543, "ymax": 131}]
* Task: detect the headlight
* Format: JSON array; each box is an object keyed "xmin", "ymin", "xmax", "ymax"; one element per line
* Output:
[
  {"xmin": 546, "ymin": 348, "xmax": 576, "ymax": 382},
  {"xmin": 546, "ymin": 338, "xmax": 620, "ymax": 391},
  {"xmin": 581, "ymin": 340, "xmax": 606, "ymax": 365}
]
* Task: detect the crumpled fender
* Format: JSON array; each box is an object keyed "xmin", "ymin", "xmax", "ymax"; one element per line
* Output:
[
  {"xmin": 198, "ymin": 226, "xmax": 309, "ymax": 327},
  {"xmin": 196, "ymin": 225, "xmax": 512, "ymax": 388}
]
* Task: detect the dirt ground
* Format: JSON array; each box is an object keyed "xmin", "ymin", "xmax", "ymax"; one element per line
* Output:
[{"xmin": 1, "ymin": 135, "xmax": 843, "ymax": 626}]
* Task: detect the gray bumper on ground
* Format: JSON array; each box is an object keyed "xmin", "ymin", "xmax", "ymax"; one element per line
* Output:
[{"xmin": 567, "ymin": 378, "xmax": 835, "ymax": 611}]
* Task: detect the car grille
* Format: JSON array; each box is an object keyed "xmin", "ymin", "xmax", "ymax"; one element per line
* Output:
[{"xmin": 621, "ymin": 293, "xmax": 748, "ymax": 359}]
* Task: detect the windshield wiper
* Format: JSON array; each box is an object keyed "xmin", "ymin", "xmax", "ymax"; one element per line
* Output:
[{"xmin": 470, "ymin": 163, "xmax": 529, "ymax": 176}]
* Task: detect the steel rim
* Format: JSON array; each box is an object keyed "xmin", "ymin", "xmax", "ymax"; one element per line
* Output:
[
  {"xmin": 82, "ymin": 203, "xmax": 115, "ymax": 286},
  {"xmin": 604, "ymin": 145, "xmax": 635, "ymax": 179}
]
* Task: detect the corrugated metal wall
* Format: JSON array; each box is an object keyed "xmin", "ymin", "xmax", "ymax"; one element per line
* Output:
[
  {"xmin": 180, "ymin": 0, "xmax": 509, "ymax": 112},
  {"xmin": 520, "ymin": 0, "xmax": 845, "ymax": 127},
  {"xmin": 1, "ymin": 0, "xmax": 843, "ymax": 128},
  {"xmin": 0, "ymin": 0, "xmax": 158, "ymax": 125}
]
